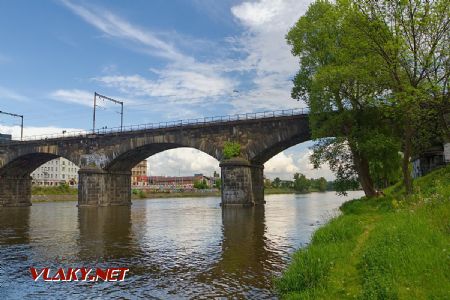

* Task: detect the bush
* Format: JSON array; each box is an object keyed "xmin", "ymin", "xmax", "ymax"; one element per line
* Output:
[{"xmin": 223, "ymin": 141, "xmax": 241, "ymax": 159}]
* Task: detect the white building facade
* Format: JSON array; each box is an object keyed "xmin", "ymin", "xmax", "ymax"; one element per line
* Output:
[{"xmin": 31, "ymin": 157, "xmax": 79, "ymax": 186}]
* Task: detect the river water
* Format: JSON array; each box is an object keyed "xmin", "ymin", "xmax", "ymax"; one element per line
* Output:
[{"xmin": 0, "ymin": 191, "xmax": 363, "ymax": 299}]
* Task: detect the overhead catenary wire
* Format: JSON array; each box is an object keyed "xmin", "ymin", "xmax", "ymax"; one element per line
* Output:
[{"xmin": 0, "ymin": 110, "xmax": 23, "ymax": 140}]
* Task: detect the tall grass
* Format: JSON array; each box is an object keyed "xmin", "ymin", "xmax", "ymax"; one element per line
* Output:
[
  {"xmin": 276, "ymin": 165, "xmax": 450, "ymax": 299},
  {"xmin": 32, "ymin": 183, "xmax": 77, "ymax": 195}
]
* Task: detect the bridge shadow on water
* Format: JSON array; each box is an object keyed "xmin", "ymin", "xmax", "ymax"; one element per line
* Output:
[
  {"xmin": 193, "ymin": 206, "xmax": 285, "ymax": 298},
  {"xmin": 77, "ymin": 205, "xmax": 137, "ymax": 261},
  {"xmin": 0, "ymin": 207, "xmax": 31, "ymax": 245}
]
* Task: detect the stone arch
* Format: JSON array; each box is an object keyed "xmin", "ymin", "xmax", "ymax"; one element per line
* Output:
[
  {"xmin": 104, "ymin": 141, "xmax": 222, "ymax": 172},
  {"xmin": 248, "ymin": 130, "xmax": 311, "ymax": 165},
  {"xmin": 0, "ymin": 152, "xmax": 80, "ymax": 177},
  {"xmin": 0, "ymin": 152, "xmax": 81, "ymax": 207}
]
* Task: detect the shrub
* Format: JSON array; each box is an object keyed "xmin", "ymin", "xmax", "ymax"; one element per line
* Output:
[{"xmin": 223, "ymin": 141, "xmax": 241, "ymax": 159}]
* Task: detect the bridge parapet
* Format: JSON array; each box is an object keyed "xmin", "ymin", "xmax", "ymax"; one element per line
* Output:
[{"xmin": 1, "ymin": 108, "xmax": 308, "ymax": 144}]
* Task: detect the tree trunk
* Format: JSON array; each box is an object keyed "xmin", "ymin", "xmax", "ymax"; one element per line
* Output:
[
  {"xmin": 355, "ymin": 153, "xmax": 378, "ymax": 198},
  {"xmin": 350, "ymin": 144, "xmax": 377, "ymax": 198}
]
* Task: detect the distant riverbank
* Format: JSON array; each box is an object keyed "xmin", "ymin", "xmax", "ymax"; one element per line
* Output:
[
  {"xmin": 31, "ymin": 187, "xmax": 340, "ymax": 202},
  {"xmin": 31, "ymin": 190, "xmax": 223, "ymax": 202}
]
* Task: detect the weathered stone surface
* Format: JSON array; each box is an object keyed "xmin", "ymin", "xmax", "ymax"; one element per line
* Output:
[
  {"xmin": 0, "ymin": 114, "xmax": 311, "ymax": 207},
  {"xmin": 0, "ymin": 176, "xmax": 32, "ymax": 207},
  {"xmin": 220, "ymin": 158, "xmax": 264, "ymax": 206},
  {"xmin": 78, "ymin": 168, "xmax": 131, "ymax": 207},
  {"xmin": 0, "ymin": 114, "xmax": 310, "ymax": 172}
]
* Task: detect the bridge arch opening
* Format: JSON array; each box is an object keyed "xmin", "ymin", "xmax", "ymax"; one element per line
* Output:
[
  {"xmin": 0, "ymin": 152, "xmax": 80, "ymax": 180},
  {"xmin": 262, "ymin": 141, "xmax": 334, "ymax": 183},
  {"xmin": 146, "ymin": 148, "xmax": 220, "ymax": 176},
  {"xmin": 132, "ymin": 147, "xmax": 220, "ymax": 190},
  {"xmin": 0, "ymin": 152, "xmax": 81, "ymax": 206},
  {"xmin": 105, "ymin": 143, "xmax": 220, "ymax": 173}
]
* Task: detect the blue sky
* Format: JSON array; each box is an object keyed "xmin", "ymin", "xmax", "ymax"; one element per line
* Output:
[{"xmin": 0, "ymin": 0, "xmax": 333, "ymax": 180}]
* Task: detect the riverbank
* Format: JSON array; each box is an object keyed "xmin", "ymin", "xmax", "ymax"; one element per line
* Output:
[
  {"xmin": 276, "ymin": 165, "xmax": 450, "ymax": 299},
  {"xmin": 31, "ymin": 187, "xmax": 300, "ymax": 202},
  {"xmin": 132, "ymin": 190, "xmax": 220, "ymax": 199},
  {"xmin": 31, "ymin": 190, "xmax": 222, "ymax": 202}
]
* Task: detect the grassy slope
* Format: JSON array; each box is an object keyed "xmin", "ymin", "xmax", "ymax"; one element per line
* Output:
[
  {"xmin": 276, "ymin": 166, "xmax": 450, "ymax": 299},
  {"xmin": 32, "ymin": 185, "xmax": 77, "ymax": 195}
]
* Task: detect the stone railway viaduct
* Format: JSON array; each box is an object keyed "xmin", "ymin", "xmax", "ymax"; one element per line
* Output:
[{"xmin": 0, "ymin": 111, "xmax": 311, "ymax": 207}]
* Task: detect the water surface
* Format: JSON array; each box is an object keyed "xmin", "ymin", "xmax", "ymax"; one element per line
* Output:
[{"xmin": 0, "ymin": 191, "xmax": 363, "ymax": 299}]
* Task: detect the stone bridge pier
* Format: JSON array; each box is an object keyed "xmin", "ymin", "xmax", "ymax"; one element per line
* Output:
[
  {"xmin": 78, "ymin": 168, "xmax": 131, "ymax": 207},
  {"xmin": 220, "ymin": 158, "xmax": 265, "ymax": 206},
  {"xmin": 0, "ymin": 175, "xmax": 32, "ymax": 207}
]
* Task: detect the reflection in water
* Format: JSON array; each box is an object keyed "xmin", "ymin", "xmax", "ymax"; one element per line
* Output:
[
  {"xmin": 0, "ymin": 191, "xmax": 364, "ymax": 299},
  {"xmin": 77, "ymin": 206, "xmax": 134, "ymax": 260},
  {"xmin": 0, "ymin": 207, "xmax": 30, "ymax": 245},
  {"xmin": 198, "ymin": 207, "xmax": 285, "ymax": 299}
]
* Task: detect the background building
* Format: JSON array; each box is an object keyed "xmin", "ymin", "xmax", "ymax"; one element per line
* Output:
[
  {"xmin": 31, "ymin": 157, "xmax": 79, "ymax": 186},
  {"xmin": 132, "ymin": 160, "xmax": 148, "ymax": 187},
  {"xmin": 148, "ymin": 174, "xmax": 215, "ymax": 190}
]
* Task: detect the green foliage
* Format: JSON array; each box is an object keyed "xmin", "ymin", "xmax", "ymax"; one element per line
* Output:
[
  {"xmin": 132, "ymin": 189, "xmax": 146, "ymax": 198},
  {"xmin": 193, "ymin": 179, "xmax": 208, "ymax": 189},
  {"xmin": 310, "ymin": 138, "xmax": 360, "ymax": 195},
  {"xmin": 349, "ymin": 0, "xmax": 449, "ymax": 194},
  {"xmin": 213, "ymin": 178, "xmax": 221, "ymax": 190},
  {"xmin": 286, "ymin": 1, "xmax": 400, "ymax": 197},
  {"xmin": 310, "ymin": 177, "xmax": 328, "ymax": 192},
  {"xmin": 272, "ymin": 177, "xmax": 281, "ymax": 188},
  {"xmin": 276, "ymin": 165, "xmax": 450, "ymax": 299},
  {"xmin": 32, "ymin": 183, "xmax": 77, "ymax": 195},
  {"xmin": 286, "ymin": 0, "xmax": 447, "ymax": 196},
  {"xmin": 222, "ymin": 141, "xmax": 241, "ymax": 159},
  {"xmin": 293, "ymin": 173, "xmax": 310, "ymax": 193},
  {"xmin": 292, "ymin": 173, "xmax": 334, "ymax": 193}
]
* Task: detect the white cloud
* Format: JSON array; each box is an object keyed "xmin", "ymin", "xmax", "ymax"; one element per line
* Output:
[
  {"xmin": 228, "ymin": 0, "xmax": 312, "ymax": 112},
  {"xmin": 231, "ymin": 0, "xmax": 285, "ymax": 27},
  {"xmin": 49, "ymin": 89, "xmax": 93, "ymax": 107},
  {"xmin": 95, "ymin": 69, "xmax": 235, "ymax": 103},
  {"xmin": 60, "ymin": 0, "xmax": 186, "ymax": 62},
  {"xmin": 62, "ymin": 0, "xmax": 237, "ymax": 110},
  {"xmin": 264, "ymin": 150, "xmax": 334, "ymax": 181},
  {"xmin": 0, "ymin": 125, "xmax": 83, "ymax": 140},
  {"xmin": 0, "ymin": 86, "xmax": 27, "ymax": 101},
  {"xmin": 146, "ymin": 148, "xmax": 219, "ymax": 177},
  {"xmin": 59, "ymin": 0, "xmax": 314, "ymax": 116}
]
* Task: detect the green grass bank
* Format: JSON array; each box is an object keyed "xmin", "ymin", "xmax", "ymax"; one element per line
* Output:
[{"xmin": 276, "ymin": 165, "xmax": 450, "ymax": 299}]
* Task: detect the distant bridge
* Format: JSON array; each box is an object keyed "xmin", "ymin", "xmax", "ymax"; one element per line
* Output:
[{"xmin": 0, "ymin": 108, "xmax": 311, "ymax": 207}]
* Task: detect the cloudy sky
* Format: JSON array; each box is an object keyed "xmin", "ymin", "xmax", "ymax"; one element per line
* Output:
[{"xmin": 0, "ymin": 0, "xmax": 333, "ymax": 180}]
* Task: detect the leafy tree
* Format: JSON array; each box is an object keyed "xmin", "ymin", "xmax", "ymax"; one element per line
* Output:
[
  {"xmin": 213, "ymin": 178, "xmax": 222, "ymax": 190},
  {"xmin": 272, "ymin": 177, "xmax": 281, "ymax": 188},
  {"xmin": 326, "ymin": 180, "xmax": 335, "ymax": 191},
  {"xmin": 194, "ymin": 179, "xmax": 208, "ymax": 189},
  {"xmin": 350, "ymin": 0, "xmax": 449, "ymax": 194},
  {"xmin": 280, "ymin": 180, "xmax": 294, "ymax": 189},
  {"xmin": 315, "ymin": 177, "xmax": 328, "ymax": 192},
  {"xmin": 293, "ymin": 173, "xmax": 310, "ymax": 193},
  {"xmin": 223, "ymin": 141, "xmax": 241, "ymax": 159},
  {"xmin": 287, "ymin": 0, "xmax": 402, "ymax": 197}
]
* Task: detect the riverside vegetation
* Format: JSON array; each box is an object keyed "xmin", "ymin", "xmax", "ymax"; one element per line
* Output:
[
  {"xmin": 278, "ymin": 0, "xmax": 449, "ymax": 297},
  {"xmin": 276, "ymin": 165, "xmax": 450, "ymax": 299}
]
